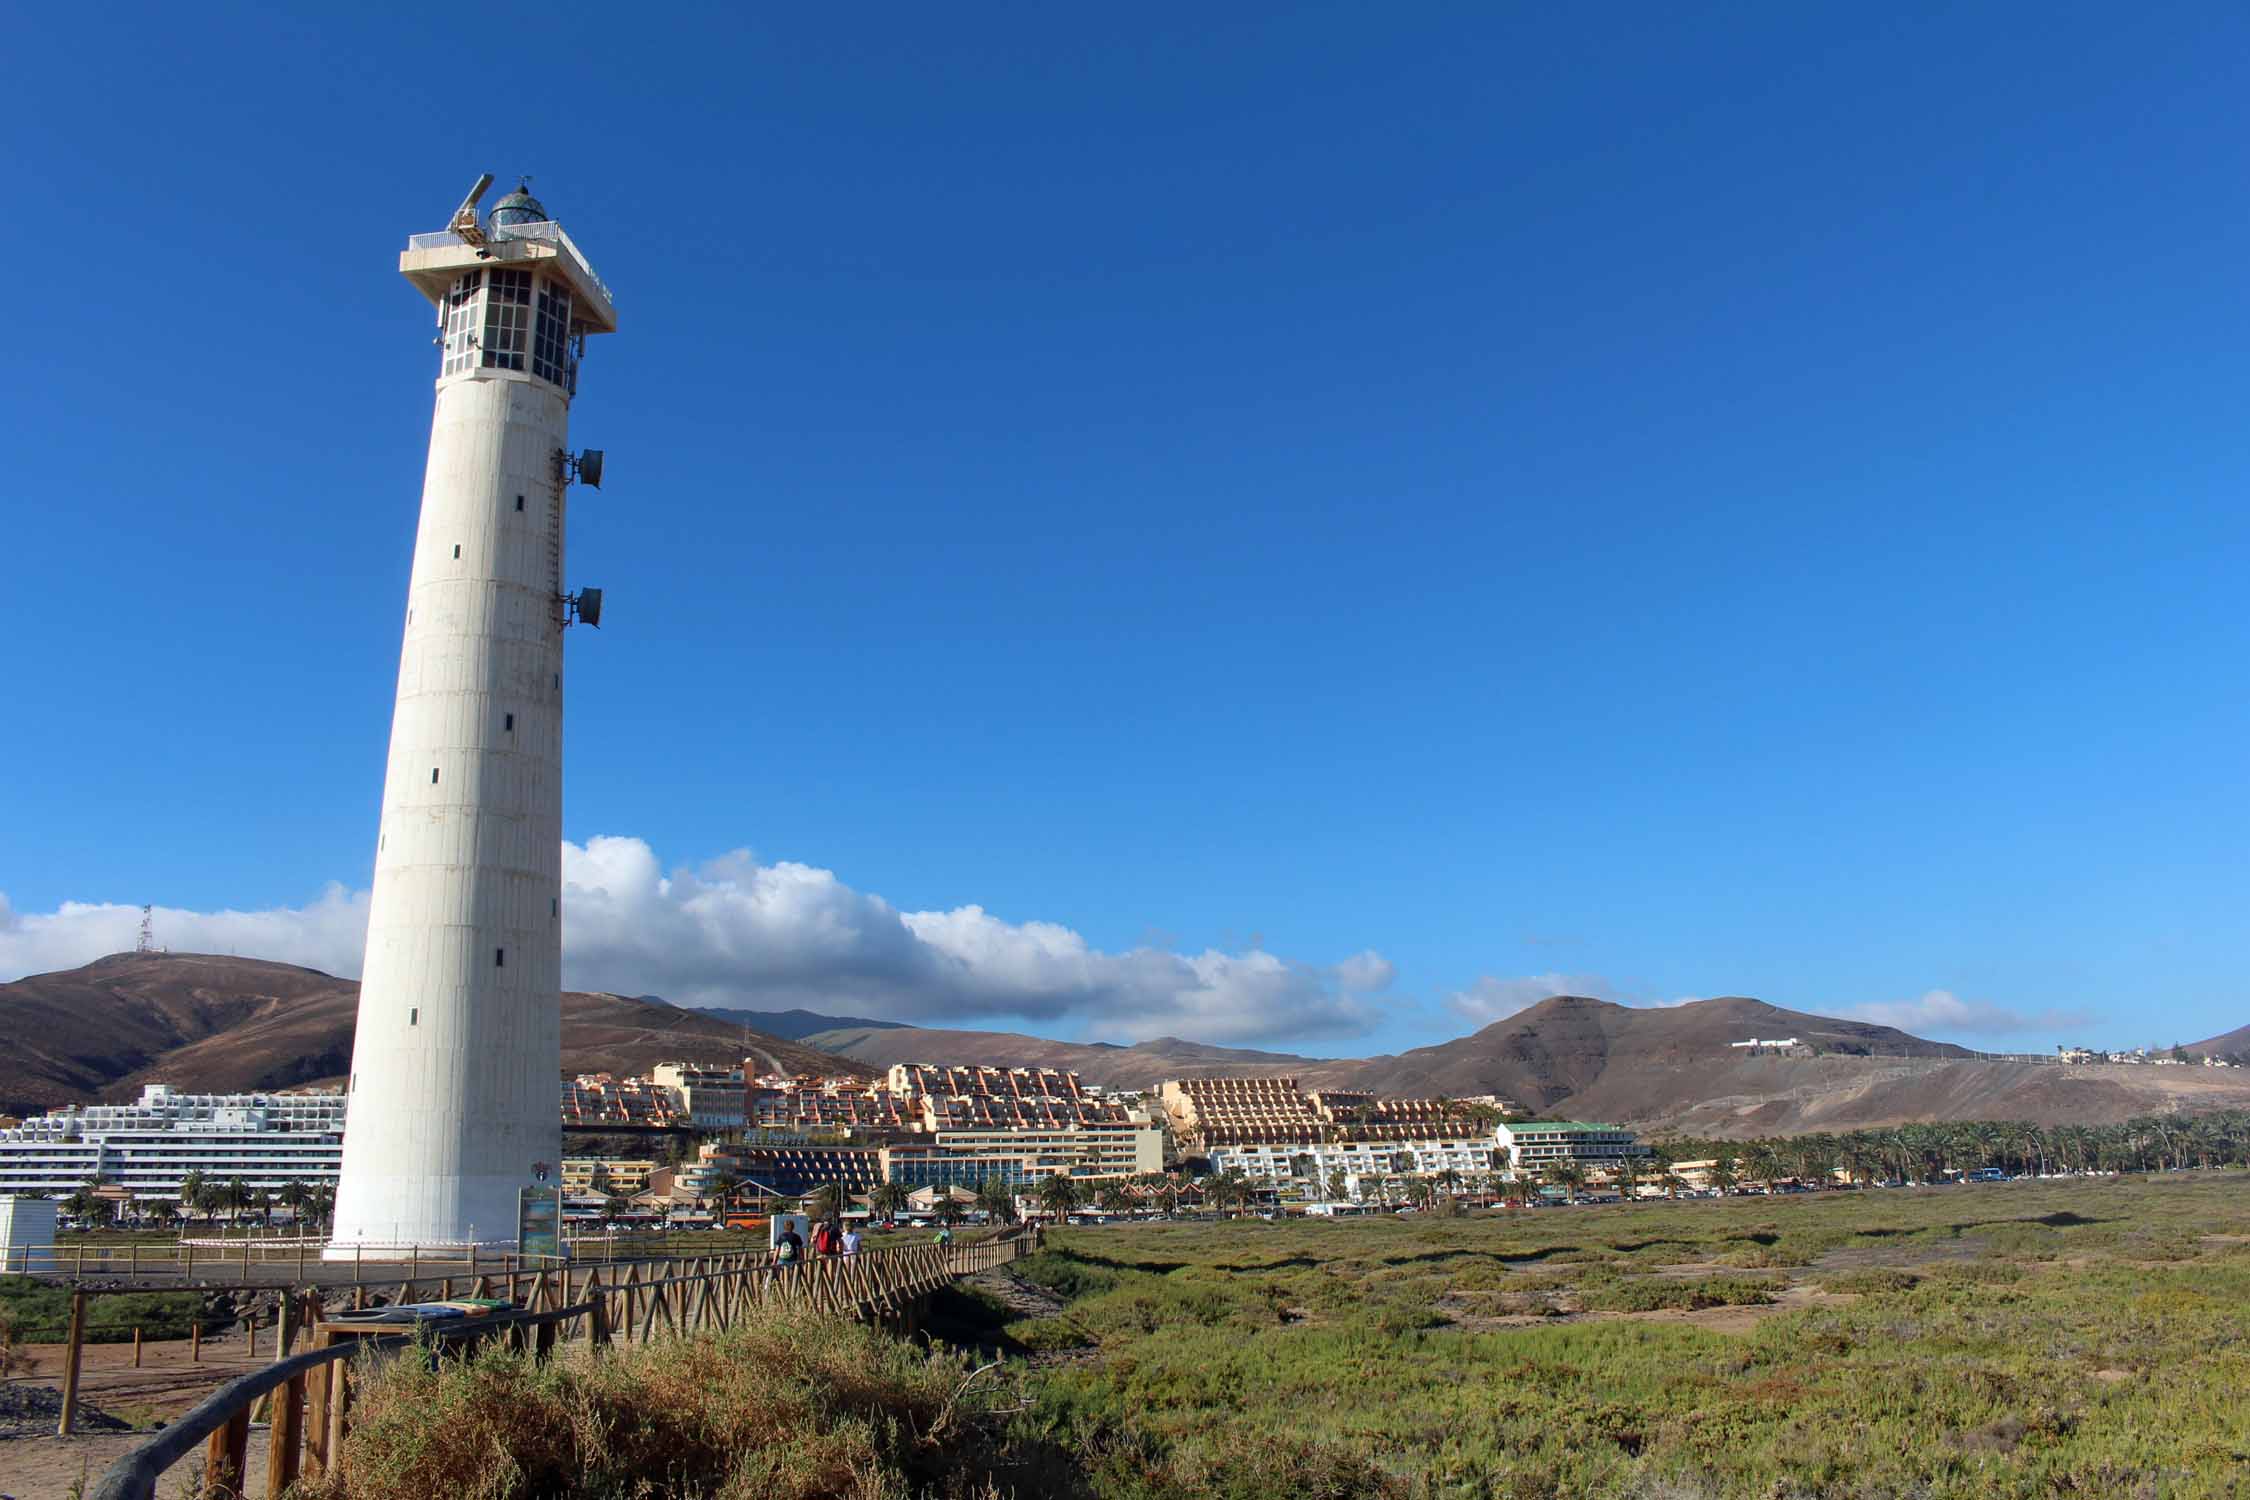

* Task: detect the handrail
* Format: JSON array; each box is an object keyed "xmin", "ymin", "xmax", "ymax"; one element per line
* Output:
[
  {"xmin": 91, "ymin": 1304, "xmax": 595, "ymax": 1500},
  {"xmin": 89, "ymin": 1336, "xmax": 400, "ymax": 1500}
]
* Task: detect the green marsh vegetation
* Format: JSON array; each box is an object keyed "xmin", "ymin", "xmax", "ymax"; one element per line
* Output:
[{"xmin": 313, "ymin": 1172, "xmax": 2250, "ymax": 1497}]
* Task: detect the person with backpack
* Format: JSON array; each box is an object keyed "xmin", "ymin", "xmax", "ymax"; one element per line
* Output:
[{"xmin": 775, "ymin": 1224, "xmax": 804, "ymax": 1270}]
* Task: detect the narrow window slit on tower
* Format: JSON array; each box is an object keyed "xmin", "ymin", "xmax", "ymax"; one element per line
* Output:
[
  {"xmin": 432, "ymin": 767, "xmax": 440, "ymax": 784},
  {"xmin": 496, "ymin": 947, "xmax": 506, "ymax": 968},
  {"xmin": 409, "ymin": 1007, "xmax": 418, "ymax": 1026},
  {"xmin": 505, "ymin": 713, "xmax": 515, "ymax": 731},
  {"xmin": 454, "ymin": 544, "xmax": 461, "ymax": 558},
  {"xmin": 552, "ymin": 898, "xmax": 559, "ymax": 917},
  {"xmin": 516, "ymin": 495, "xmax": 526, "ymax": 511}
]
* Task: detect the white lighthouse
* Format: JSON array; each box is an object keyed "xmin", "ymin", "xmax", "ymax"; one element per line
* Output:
[{"xmin": 328, "ymin": 177, "xmax": 617, "ymax": 1255}]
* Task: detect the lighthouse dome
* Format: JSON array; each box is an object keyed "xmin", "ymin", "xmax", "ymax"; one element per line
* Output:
[{"xmin": 489, "ymin": 182, "xmax": 550, "ymax": 239}]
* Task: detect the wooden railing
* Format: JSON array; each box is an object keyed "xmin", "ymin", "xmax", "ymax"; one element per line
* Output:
[{"xmin": 88, "ymin": 1229, "xmax": 1033, "ymax": 1500}]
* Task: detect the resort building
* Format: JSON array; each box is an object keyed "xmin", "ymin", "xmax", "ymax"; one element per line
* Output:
[
  {"xmin": 1206, "ymin": 1138, "xmax": 1502, "ymax": 1184},
  {"xmin": 0, "ymin": 1086, "xmax": 345, "ymax": 1201},
  {"xmin": 561, "ymin": 1073, "xmax": 686, "ymax": 1128},
  {"xmin": 648, "ymin": 1063, "xmax": 747, "ymax": 1129},
  {"xmin": 559, "ymin": 1158, "xmax": 661, "ymax": 1197},
  {"xmin": 1495, "ymin": 1121, "xmax": 1649, "ymax": 1171},
  {"xmin": 1157, "ymin": 1077, "xmax": 1326, "ymax": 1147},
  {"xmin": 884, "ymin": 1121, "xmax": 1163, "ymax": 1190}
]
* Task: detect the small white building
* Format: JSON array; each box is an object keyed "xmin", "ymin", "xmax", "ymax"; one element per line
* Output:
[{"xmin": 0, "ymin": 1196, "xmax": 60, "ymax": 1274}]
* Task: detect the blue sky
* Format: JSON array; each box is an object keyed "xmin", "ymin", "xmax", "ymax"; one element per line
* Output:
[{"xmin": 2, "ymin": 4, "xmax": 2245, "ymax": 1054}]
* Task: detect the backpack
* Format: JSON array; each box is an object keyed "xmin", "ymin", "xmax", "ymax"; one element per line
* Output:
[{"xmin": 777, "ymin": 1237, "xmax": 798, "ymax": 1263}]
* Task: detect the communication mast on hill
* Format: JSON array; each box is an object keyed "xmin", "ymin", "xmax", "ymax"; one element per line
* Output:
[{"xmin": 136, "ymin": 906, "xmax": 157, "ymax": 954}]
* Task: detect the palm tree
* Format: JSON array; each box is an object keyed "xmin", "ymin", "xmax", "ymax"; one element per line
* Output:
[
  {"xmin": 808, "ymin": 1181, "xmax": 847, "ymax": 1222},
  {"xmin": 1155, "ymin": 1181, "xmax": 1180, "ymax": 1218},
  {"xmin": 1095, "ymin": 1182, "xmax": 1135, "ymax": 1216},
  {"xmin": 1615, "ymin": 1156, "xmax": 1641, "ymax": 1199},
  {"xmin": 179, "ymin": 1168, "xmax": 210, "ymax": 1226},
  {"xmin": 1708, "ymin": 1156, "xmax": 1738, "ymax": 1195},
  {"xmin": 974, "ymin": 1176, "xmax": 1018, "ymax": 1224},
  {"xmin": 1326, "ymin": 1166, "xmax": 1351, "ymax": 1203},
  {"xmin": 933, "ymin": 1193, "xmax": 966, "ymax": 1229},
  {"xmin": 1290, "ymin": 1153, "xmax": 1317, "ymax": 1183},
  {"xmin": 1036, "ymin": 1174, "xmax": 1083, "ymax": 1219},
  {"xmin": 867, "ymin": 1182, "xmax": 910, "ymax": 1222},
  {"xmin": 276, "ymin": 1179, "xmax": 311, "ymax": 1228},
  {"xmin": 601, "ymin": 1194, "xmax": 629, "ymax": 1226}
]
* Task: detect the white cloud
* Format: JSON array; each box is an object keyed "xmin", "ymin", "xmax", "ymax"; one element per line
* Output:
[
  {"xmin": 0, "ymin": 886, "xmax": 371, "ymax": 980},
  {"xmin": 1845, "ymin": 989, "xmax": 2087, "ymax": 1039},
  {"xmin": 1447, "ymin": 972, "xmax": 1622, "ymax": 1025},
  {"xmin": 0, "ymin": 838, "xmax": 1391, "ymax": 1047}
]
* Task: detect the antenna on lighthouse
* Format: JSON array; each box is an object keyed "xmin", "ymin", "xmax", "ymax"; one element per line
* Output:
[{"xmin": 448, "ymin": 173, "xmax": 495, "ymax": 248}]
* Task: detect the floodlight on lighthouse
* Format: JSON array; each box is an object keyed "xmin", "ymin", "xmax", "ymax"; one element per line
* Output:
[
  {"xmin": 447, "ymin": 173, "xmax": 495, "ymax": 248},
  {"xmin": 575, "ymin": 449, "xmax": 604, "ymax": 488},
  {"xmin": 567, "ymin": 588, "xmax": 604, "ymax": 628}
]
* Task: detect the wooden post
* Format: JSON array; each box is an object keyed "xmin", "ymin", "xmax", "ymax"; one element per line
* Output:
[
  {"xmin": 267, "ymin": 1319, "xmax": 306, "ymax": 1498},
  {"xmin": 206, "ymin": 1406, "xmax": 252, "ymax": 1500},
  {"xmin": 302, "ymin": 1332, "xmax": 335, "ymax": 1482},
  {"xmin": 326, "ymin": 1342, "xmax": 352, "ymax": 1469},
  {"xmin": 56, "ymin": 1289, "xmax": 88, "ymax": 1436},
  {"xmin": 134, "ymin": 1325, "xmax": 144, "ymax": 1367},
  {"xmin": 192, "ymin": 1316, "xmax": 203, "ymax": 1363},
  {"xmin": 186, "ymin": 1239, "xmax": 195, "ymax": 1281}
]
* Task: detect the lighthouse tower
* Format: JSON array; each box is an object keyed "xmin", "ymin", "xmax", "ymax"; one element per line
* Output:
[{"xmin": 328, "ymin": 178, "xmax": 617, "ymax": 1255}]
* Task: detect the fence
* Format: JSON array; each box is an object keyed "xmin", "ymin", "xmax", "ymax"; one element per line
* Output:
[{"xmin": 85, "ymin": 1229, "xmax": 1032, "ymax": 1500}]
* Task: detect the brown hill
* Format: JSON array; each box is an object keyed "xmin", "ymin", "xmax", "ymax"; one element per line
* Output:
[
  {"xmin": 812, "ymin": 994, "xmax": 2250, "ymax": 1136},
  {"xmin": 1328, "ymin": 995, "xmax": 1970, "ymax": 1102},
  {"xmin": 0, "ymin": 953, "xmax": 867, "ymax": 1115},
  {"xmin": 2190, "ymin": 1023, "xmax": 2250, "ymax": 1059}
]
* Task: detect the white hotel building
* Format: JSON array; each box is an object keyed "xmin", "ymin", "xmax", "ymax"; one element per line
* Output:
[
  {"xmin": 1207, "ymin": 1138, "xmax": 1503, "ymax": 1184},
  {"xmin": 0, "ymin": 1086, "xmax": 345, "ymax": 1202}
]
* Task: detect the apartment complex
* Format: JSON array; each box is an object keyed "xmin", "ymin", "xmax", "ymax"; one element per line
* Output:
[
  {"xmin": 1158, "ymin": 1077, "xmax": 1515, "ymax": 1151},
  {"xmin": 0, "ymin": 1086, "xmax": 345, "ymax": 1201},
  {"xmin": 1158, "ymin": 1077, "xmax": 1326, "ymax": 1146},
  {"xmin": 561, "ymin": 1074, "xmax": 685, "ymax": 1128}
]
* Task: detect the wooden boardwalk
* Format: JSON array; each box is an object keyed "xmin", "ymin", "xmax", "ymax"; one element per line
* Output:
[{"xmin": 87, "ymin": 1229, "xmax": 1034, "ymax": 1500}]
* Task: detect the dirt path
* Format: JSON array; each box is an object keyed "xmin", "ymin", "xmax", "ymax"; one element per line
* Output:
[
  {"xmin": 0, "ymin": 1428, "xmax": 268, "ymax": 1500},
  {"xmin": 6, "ymin": 1328, "xmax": 266, "ymax": 1426}
]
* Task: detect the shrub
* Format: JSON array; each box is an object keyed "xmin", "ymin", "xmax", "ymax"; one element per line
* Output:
[
  {"xmin": 1006, "ymin": 1316, "xmax": 1095, "ymax": 1353},
  {"xmin": 1816, "ymin": 1268, "xmax": 1920, "ymax": 1296},
  {"xmin": 1579, "ymin": 1277, "xmax": 1778, "ymax": 1314},
  {"xmin": 300, "ymin": 1309, "xmax": 1017, "ymax": 1500}
]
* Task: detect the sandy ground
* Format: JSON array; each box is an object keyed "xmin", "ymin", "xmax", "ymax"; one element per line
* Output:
[
  {"xmin": 0, "ymin": 1429, "xmax": 271, "ymax": 1500},
  {"xmin": 0, "ymin": 1328, "xmax": 273, "ymax": 1500}
]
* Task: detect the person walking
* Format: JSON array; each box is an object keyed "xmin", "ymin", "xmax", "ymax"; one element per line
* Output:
[
  {"xmin": 840, "ymin": 1223, "xmax": 862, "ymax": 1258},
  {"xmin": 775, "ymin": 1223, "xmax": 803, "ymax": 1271}
]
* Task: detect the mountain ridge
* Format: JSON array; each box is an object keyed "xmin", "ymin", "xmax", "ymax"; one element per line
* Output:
[{"xmin": 0, "ymin": 953, "xmax": 869, "ymax": 1116}]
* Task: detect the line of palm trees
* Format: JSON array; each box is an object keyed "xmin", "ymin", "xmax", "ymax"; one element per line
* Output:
[
  {"xmin": 1652, "ymin": 1112, "xmax": 2250, "ymax": 1189},
  {"xmin": 47, "ymin": 1170, "xmax": 335, "ymax": 1231}
]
